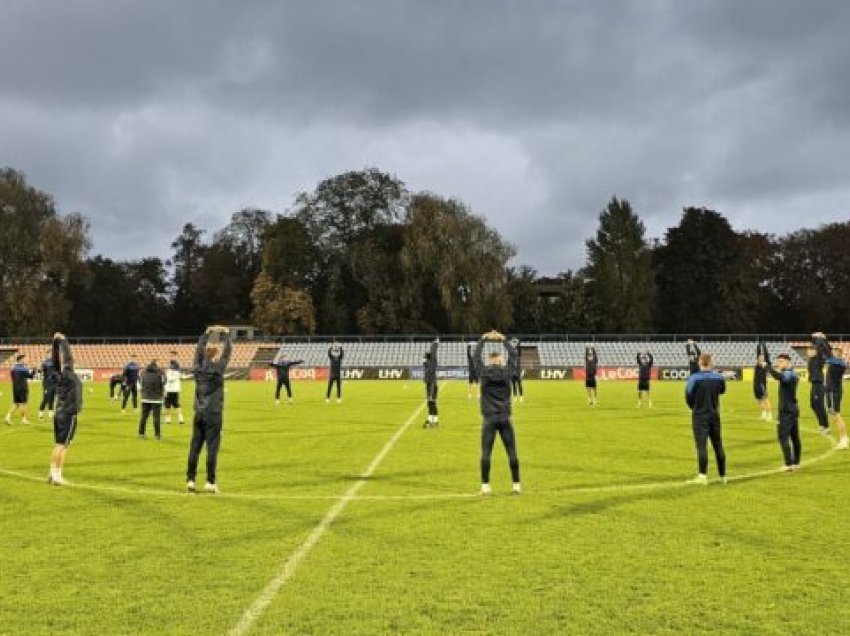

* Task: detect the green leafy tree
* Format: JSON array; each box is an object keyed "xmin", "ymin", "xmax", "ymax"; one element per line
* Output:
[
  {"xmin": 584, "ymin": 197, "xmax": 654, "ymax": 332},
  {"xmin": 250, "ymin": 272, "xmax": 316, "ymax": 335}
]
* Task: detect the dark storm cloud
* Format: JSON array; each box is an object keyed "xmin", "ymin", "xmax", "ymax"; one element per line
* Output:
[{"xmin": 1, "ymin": 0, "xmax": 849, "ymax": 272}]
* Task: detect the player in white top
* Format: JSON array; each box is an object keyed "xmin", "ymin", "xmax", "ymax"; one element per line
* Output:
[{"xmin": 164, "ymin": 352, "xmax": 184, "ymax": 424}]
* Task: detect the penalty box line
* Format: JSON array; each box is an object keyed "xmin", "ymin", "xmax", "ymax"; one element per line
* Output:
[{"xmin": 228, "ymin": 386, "xmax": 438, "ymax": 636}]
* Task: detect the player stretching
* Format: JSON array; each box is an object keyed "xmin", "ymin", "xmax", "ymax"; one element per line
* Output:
[
  {"xmin": 47, "ymin": 333, "xmax": 83, "ymax": 486},
  {"xmin": 270, "ymin": 352, "xmax": 303, "ymax": 405},
  {"xmin": 685, "ymin": 353, "xmax": 727, "ymax": 485},
  {"xmin": 636, "ymin": 351, "xmax": 653, "ymax": 408},
  {"xmin": 466, "ymin": 343, "xmax": 479, "ymax": 399},
  {"xmin": 121, "ymin": 355, "xmax": 140, "ymax": 414},
  {"xmin": 473, "ymin": 330, "xmax": 521, "ymax": 495},
  {"xmin": 806, "ymin": 338, "xmax": 829, "ymax": 435},
  {"xmin": 508, "ymin": 337, "xmax": 524, "ymax": 403},
  {"xmin": 686, "ymin": 339, "xmax": 701, "ymax": 375},
  {"xmin": 763, "ymin": 354, "xmax": 801, "ymax": 472},
  {"xmin": 813, "ymin": 332, "xmax": 849, "ymax": 449},
  {"xmin": 164, "ymin": 353, "xmax": 184, "ymax": 424},
  {"xmin": 109, "ymin": 373, "xmax": 123, "ymax": 401},
  {"xmin": 585, "ymin": 346, "xmax": 598, "ymax": 406},
  {"xmin": 325, "ymin": 343, "xmax": 344, "ymax": 404},
  {"xmin": 186, "ymin": 326, "xmax": 232, "ymax": 494},
  {"xmin": 423, "ymin": 338, "xmax": 439, "ymax": 428},
  {"xmin": 38, "ymin": 353, "xmax": 57, "ymax": 420},
  {"xmin": 754, "ymin": 342, "xmax": 772, "ymax": 421},
  {"xmin": 5, "ymin": 354, "xmax": 35, "ymax": 425}
]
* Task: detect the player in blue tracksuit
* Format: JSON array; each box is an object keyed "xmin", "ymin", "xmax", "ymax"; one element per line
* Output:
[
  {"xmin": 685, "ymin": 340, "xmax": 701, "ymax": 375},
  {"xmin": 121, "ymin": 356, "xmax": 140, "ymax": 412},
  {"xmin": 5, "ymin": 354, "xmax": 35, "ymax": 425},
  {"xmin": 763, "ymin": 354, "xmax": 801, "ymax": 471},
  {"xmin": 813, "ymin": 332, "xmax": 848, "ymax": 448},
  {"xmin": 806, "ymin": 338, "xmax": 829, "ymax": 434},
  {"xmin": 685, "ymin": 353, "xmax": 727, "ymax": 485},
  {"xmin": 38, "ymin": 356, "xmax": 58, "ymax": 419}
]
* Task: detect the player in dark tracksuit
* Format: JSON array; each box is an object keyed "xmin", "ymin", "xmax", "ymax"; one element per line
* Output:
[
  {"xmin": 685, "ymin": 353, "xmax": 727, "ymax": 485},
  {"xmin": 109, "ymin": 373, "xmax": 124, "ymax": 401},
  {"xmin": 473, "ymin": 330, "xmax": 521, "ymax": 495},
  {"xmin": 38, "ymin": 357, "xmax": 58, "ymax": 419},
  {"xmin": 636, "ymin": 352, "xmax": 653, "ymax": 408},
  {"xmin": 423, "ymin": 339, "xmax": 440, "ymax": 428},
  {"xmin": 585, "ymin": 347, "xmax": 598, "ymax": 406},
  {"xmin": 121, "ymin": 358, "xmax": 140, "ymax": 412},
  {"xmin": 764, "ymin": 354, "xmax": 801, "ymax": 471},
  {"xmin": 270, "ymin": 357, "xmax": 303, "ymax": 404},
  {"xmin": 686, "ymin": 340, "xmax": 701, "ymax": 375},
  {"xmin": 138, "ymin": 360, "xmax": 166, "ymax": 440},
  {"xmin": 186, "ymin": 326, "xmax": 232, "ymax": 493},
  {"xmin": 813, "ymin": 333, "xmax": 848, "ymax": 448},
  {"xmin": 5, "ymin": 355, "xmax": 35, "ymax": 425},
  {"xmin": 806, "ymin": 338, "xmax": 829, "ymax": 435},
  {"xmin": 466, "ymin": 344, "xmax": 479, "ymax": 399},
  {"xmin": 507, "ymin": 338, "xmax": 524, "ymax": 403},
  {"xmin": 47, "ymin": 334, "xmax": 83, "ymax": 486},
  {"xmin": 754, "ymin": 342, "xmax": 772, "ymax": 421},
  {"xmin": 325, "ymin": 344, "xmax": 344, "ymax": 404}
]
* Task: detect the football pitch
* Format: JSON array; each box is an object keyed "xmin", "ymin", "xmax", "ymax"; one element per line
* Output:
[{"xmin": 1, "ymin": 379, "xmax": 848, "ymax": 635}]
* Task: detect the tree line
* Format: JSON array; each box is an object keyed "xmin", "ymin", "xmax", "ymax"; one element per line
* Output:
[{"xmin": 1, "ymin": 166, "xmax": 847, "ymax": 337}]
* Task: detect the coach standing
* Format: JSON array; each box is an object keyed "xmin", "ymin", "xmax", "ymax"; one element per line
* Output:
[
  {"xmin": 186, "ymin": 326, "xmax": 232, "ymax": 494},
  {"xmin": 685, "ymin": 353, "xmax": 727, "ymax": 485},
  {"xmin": 138, "ymin": 359, "xmax": 166, "ymax": 440}
]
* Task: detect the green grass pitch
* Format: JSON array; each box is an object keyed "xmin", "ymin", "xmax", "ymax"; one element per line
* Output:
[{"xmin": 1, "ymin": 379, "xmax": 849, "ymax": 634}]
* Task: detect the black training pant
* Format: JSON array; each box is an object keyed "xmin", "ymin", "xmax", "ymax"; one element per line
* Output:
[
  {"xmin": 109, "ymin": 379, "xmax": 122, "ymax": 399},
  {"xmin": 777, "ymin": 415, "xmax": 802, "ymax": 467},
  {"xmin": 426, "ymin": 382, "xmax": 438, "ymax": 416},
  {"xmin": 481, "ymin": 418, "xmax": 521, "ymax": 484},
  {"xmin": 810, "ymin": 383, "xmax": 829, "ymax": 429},
  {"xmin": 39, "ymin": 388, "xmax": 56, "ymax": 412},
  {"xmin": 511, "ymin": 375, "xmax": 523, "ymax": 397},
  {"xmin": 186, "ymin": 412, "xmax": 222, "ymax": 484},
  {"xmin": 139, "ymin": 403, "xmax": 162, "ymax": 437},
  {"xmin": 692, "ymin": 415, "xmax": 726, "ymax": 477},
  {"xmin": 326, "ymin": 376, "xmax": 342, "ymax": 399},
  {"xmin": 276, "ymin": 378, "xmax": 292, "ymax": 400},
  {"xmin": 122, "ymin": 384, "xmax": 138, "ymax": 410}
]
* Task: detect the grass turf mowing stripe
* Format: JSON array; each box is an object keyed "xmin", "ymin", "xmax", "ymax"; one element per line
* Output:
[{"xmin": 227, "ymin": 387, "xmax": 435, "ymax": 636}]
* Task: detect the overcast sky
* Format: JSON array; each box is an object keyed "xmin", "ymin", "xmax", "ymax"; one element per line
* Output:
[{"xmin": 2, "ymin": 0, "xmax": 849, "ymax": 273}]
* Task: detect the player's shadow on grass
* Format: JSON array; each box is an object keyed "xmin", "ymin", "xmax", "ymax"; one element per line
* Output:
[{"xmin": 533, "ymin": 486, "xmax": 702, "ymax": 519}]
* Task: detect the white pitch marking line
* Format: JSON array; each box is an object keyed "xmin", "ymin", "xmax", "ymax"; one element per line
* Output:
[{"xmin": 227, "ymin": 395, "xmax": 431, "ymax": 636}]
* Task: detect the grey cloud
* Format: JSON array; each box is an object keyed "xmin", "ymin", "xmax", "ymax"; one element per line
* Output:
[{"xmin": 1, "ymin": 0, "xmax": 849, "ymax": 273}]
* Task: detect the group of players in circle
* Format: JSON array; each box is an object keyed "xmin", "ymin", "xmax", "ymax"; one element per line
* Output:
[{"xmin": 3, "ymin": 329, "xmax": 846, "ymax": 494}]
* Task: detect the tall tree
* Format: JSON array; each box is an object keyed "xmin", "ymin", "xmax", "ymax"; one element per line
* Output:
[
  {"xmin": 402, "ymin": 194, "xmax": 515, "ymax": 333},
  {"xmin": 169, "ymin": 223, "xmax": 206, "ymax": 333},
  {"xmin": 250, "ymin": 272, "xmax": 316, "ymax": 335},
  {"xmin": 584, "ymin": 197, "xmax": 654, "ymax": 332},
  {"xmin": 654, "ymin": 207, "xmax": 759, "ymax": 333},
  {"xmin": 0, "ymin": 168, "xmax": 89, "ymax": 336}
]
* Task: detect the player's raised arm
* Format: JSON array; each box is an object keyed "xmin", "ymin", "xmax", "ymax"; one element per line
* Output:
[{"xmin": 217, "ymin": 329, "xmax": 233, "ymax": 371}]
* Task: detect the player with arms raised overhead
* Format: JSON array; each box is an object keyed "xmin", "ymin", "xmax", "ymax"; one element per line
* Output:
[
  {"xmin": 47, "ymin": 333, "xmax": 83, "ymax": 486},
  {"xmin": 325, "ymin": 342, "xmax": 344, "ymax": 404},
  {"xmin": 636, "ymin": 351, "xmax": 654, "ymax": 408},
  {"xmin": 473, "ymin": 330, "xmax": 521, "ymax": 495},
  {"xmin": 38, "ymin": 352, "xmax": 57, "ymax": 420},
  {"xmin": 423, "ymin": 338, "xmax": 439, "ymax": 428},
  {"xmin": 466, "ymin": 343, "xmax": 479, "ymax": 399},
  {"xmin": 686, "ymin": 339, "xmax": 701, "ymax": 375},
  {"xmin": 754, "ymin": 342, "xmax": 772, "ymax": 421},
  {"xmin": 186, "ymin": 326, "xmax": 232, "ymax": 494},
  {"xmin": 508, "ymin": 336, "xmax": 524, "ymax": 404},
  {"xmin": 585, "ymin": 346, "xmax": 598, "ymax": 406},
  {"xmin": 813, "ymin": 332, "xmax": 849, "ymax": 449},
  {"xmin": 762, "ymin": 354, "xmax": 801, "ymax": 472},
  {"xmin": 806, "ymin": 336, "xmax": 829, "ymax": 435}
]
